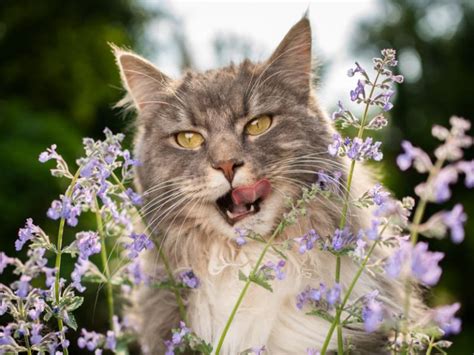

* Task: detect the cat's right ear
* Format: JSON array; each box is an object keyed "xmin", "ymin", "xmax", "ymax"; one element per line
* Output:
[{"xmin": 111, "ymin": 44, "xmax": 172, "ymax": 112}]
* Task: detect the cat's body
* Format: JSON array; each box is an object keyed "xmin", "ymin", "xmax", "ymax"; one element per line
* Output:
[{"xmin": 114, "ymin": 17, "xmax": 423, "ymax": 354}]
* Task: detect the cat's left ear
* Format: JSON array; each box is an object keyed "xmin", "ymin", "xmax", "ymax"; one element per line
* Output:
[{"xmin": 266, "ymin": 16, "xmax": 312, "ymax": 95}]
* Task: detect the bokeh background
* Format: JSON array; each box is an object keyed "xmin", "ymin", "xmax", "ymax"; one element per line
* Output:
[{"xmin": 0, "ymin": 0, "xmax": 473, "ymax": 353}]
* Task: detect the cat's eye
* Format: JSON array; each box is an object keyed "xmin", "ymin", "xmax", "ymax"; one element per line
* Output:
[
  {"xmin": 245, "ymin": 115, "xmax": 272, "ymax": 136},
  {"xmin": 175, "ymin": 131, "xmax": 205, "ymax": 149}
]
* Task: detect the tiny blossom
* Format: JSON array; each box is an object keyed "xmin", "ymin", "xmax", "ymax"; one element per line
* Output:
[
  {"xmin": 353, "ymin": 239, "xmax": 367, "ymax": 259},
  {"xmin": 431, "ymin": 166, "xmax": 458, "ymax": 203},
  {"xmin": 457, "ymin": 160, "xmax": 474, "ymax": 188},
  {"xmin": 124, "ymin": 233, "xmax": 153, "ymax": 259},
  {"xmin": 38, "ymin": 144, "xmax": 59, "ymax": 163},
  {"xmin": 347, "ymin": 62, "xmax": 366, "ymax": 77},
  {"xmin": 251, "ymin": 345, "xmax": 266, "ymax": 354},
  {"xmin": 396, "ymin": 140, "xmax": 432, "ymax": 172},
  {"xmin": 76, "ymin": 231, "xmax": 101, "ymax": 260},
  {"xmin": 365, "ymin": 219, "xmax": 380, "ymax": 240},
  {"xmin": 0, "ymin": 324, "xmax": 13, "ymax": 345},
  {"xmin": 125, "ymin": 188, "xmax": 143, "ymax": 205},
  {"xmin": 16, "ymin": 275, "xmax": 32, "ymax": 298},
  {"xmin": 330, "ymin": 228, "xmax": 360, "ymax": 252},
  {"xmin": 315, "ymin": 170, "xmax": 342, "ymax": 194},
  {"xmin": 179, "ymin": 270, "xmax": 200, "ymax": 289},
  {"xmin": 262, "ymin": 260, "xmax": 286, "ymax": 280},
  {"xmin": 296, "ymin": 283, "xmax": 341, "ymax": 310},
  {"xmin": 368, "ymin": 183, "xmax": 390, "ymax": 206},
  {"xmin": 78, "ymin": 329, "xmax": 102, "ymax": 351},
  {"xmin": 381, "ymin": 89, "xmax": 394, "ymax": 111},
  {"xmin": 71, "ymin": 258, "xmax": 89, "ymax": 292},
  {"xmin": 0, "ymin": 300, "xmax": 8, "ymax": 316},
  {"xmin": 326, "ymin": 283, "xmax": 342, "ymax": 306},
  {"xmin": 295, "ymin": 229, "xmax": 319, "ymax": 254},
  {"xmin": 234, "ymin": 227, "xmax": 247, "ymax": 246},
  {"xmin": 16, "ymin": 218, "xmax": 41, "ymax": 251},
  {"xmin": 350, "ymin": 79, "xmax": 366, "ymax": 102},
  {"xmin": 0, "ymin": 252, "xmax": 12, "ymax": 274},
  {"xmin": 433, "ymin": 303, "xmax": 462, "ymax": 335},
  {"xmin": 47, "ymin": 196, "xmax": 81, "ymax": 227},
  {"xmin": 105, "ymin": 330, "xmax": 117, "ymax": 350},
  {"xmin": 31, "ymin": 323, "xmax": 43, "ymax": 345},
  {"xmin": 443, "ymin": 204, "xmax": 467, "ymax": 244},
  {"xmin": 362, "ymin": 291, "xmax": 384, "ymax": 332},
  {"xmin": 367, "ymin": 114, "xmax": 388, "ymax": 130},
  {"xmin": 28, "ymin": 297, "xmax": 46, "ymax": 320},
  {"xmin": 126, "ymin": 260, "xmax": 149, "ymax": 285},
  {"xmin": 328, "ymin": 134, "xmax": 382, "ymax": 161},
  {"xmin": 164, "ymin": 321, "xmax": 190, "ymax": 355},
  {"xmin": 307, "ymin": 349, "xmax": 321, "ymax": 355},
  {"xmin": 331, "ymin": 100, "xmax": 346, "ymax": 121}
]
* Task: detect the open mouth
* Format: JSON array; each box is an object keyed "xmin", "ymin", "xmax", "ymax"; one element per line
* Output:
[{"xmin": 215, "ymin": 178, "xmax": 272, "ymax": 225}]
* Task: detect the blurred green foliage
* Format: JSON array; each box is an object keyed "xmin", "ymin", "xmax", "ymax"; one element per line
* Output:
[{"xmin": 353, "ymin": 0, "xmax": 474, "ymax": 352}]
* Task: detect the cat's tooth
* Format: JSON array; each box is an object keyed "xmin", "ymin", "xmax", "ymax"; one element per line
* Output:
[
  {"xmin": 250, "ymin": 205, "xmax": 255, "ymax": 212},
  {"xmin": 226, "ymin": 210, "xmax": 235, "ymax": 219}
]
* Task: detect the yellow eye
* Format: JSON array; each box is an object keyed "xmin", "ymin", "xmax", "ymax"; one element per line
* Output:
[
  {"xmin": 245, "ymin": 115, "xmax": 272, "ymax": 136},
  {"xmin": 175, "ymin": 131, "xmax": 204, "ymax": 149}
]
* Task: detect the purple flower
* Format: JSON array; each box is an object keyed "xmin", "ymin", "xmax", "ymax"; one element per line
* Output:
[
  {"xmin": 0, "ymin": 252, "xmax": 12, "ymax": 274},
  {"xmin": 234, "ymin": 227, "xmax": 248, "ymax": 246},
  {"xmin": 44, "ymin": 267, "xmax": 57, "ymax": 287},
  {"xmin": 411, "ymin": 242, "xmax": 444, "ymax": 286},
  {"xmin": 326, "ymin": 283, "xmax": 341, "ymax": 306},
  {"xmin": 0, "ymin": 300, "xmax": 8, "ymax": 316},
  {"xmin": 396, "ymin": 140, "xmax": 432, "ymax": 172},
  {"xmin": 353, "ymin": 239, "xmax": 367, "ymax": 259},
  {"xmin": 433, "ymin": 303, "xmax": 462, "ymax": 335},
  {"xmin": 0, "ymin": 325, "xmax": 13, "ymax": 345},
  {"xmin": 329, "ymin": 136, "xmax": 383, "ymax": 161},
  {"xmin": 125, "ymin": 188, "xmax": 143, "ymax": 205},
  {"xmin": 331, "ymin": 101, "xmax": 346, "ymax": 121},
  {"xmin": 296, "ymin": 283, "xmax": 341, "ymax": 310},
  {"xmin": 263, "ymin": 260, "xmax": 286, "ymax": 280},
  {"xmin": 381, "ymin": 90, "xmax": 394, "ymax": 111},
  {"xmin": 71, "ymin": 258, "xmax": 89, "ymax": 292},
  {"xmin": 39, "ymin": 144, "xmax": 59, "ymax": 163},
  {"xmin": 362, "ymin": 292, "xmax": 384, "ymax": 332},
  {"xmin": 295, "ymin": 229, "xmax": 319, "ymax": 254},
  {"xmin": 432, "ymin": 166, "xmax": 458, "ymax": 203},
  {"xmin": 443, "ymin": 204, "xmax": 467, "ymax": 244},
  {"xmin": 350, "ymin": 79, "xmax": 365, "ymax": 101},
  {"xmin": 307, "ymin": 349, "xmax": 321, "ymax": 355},
  {"xmin": 328, "ymin": 134, "xmax": 343, "ymax": 157},
  {"xmin": 30, "ymin": 323, "xmax": 43, "ymax": 345},
  {"xmin": 16, "ymin": 275, "xmax": 32, "ymax": 298},
  {"xmin": 47, "ymin": 196, "xmax": 81, "ymax": 227},
  {"xmin": 124, "ymin": 233, "xmax": 153, "ymax": 259},
  {"xmin": 126, "ymin": 260, "xmax": 149, "ymax": 285},
  {"xmin": 28, "ymin": 298, "xmax": 46, "ymax": 320},
  {"xmin": 105, "ymin": 330, "xmax": 116, "ymax": 350},
  {"xmin": 457, "ymin": 160, "xmax": 474, "ymax": 188},
  {"xmin": 365, "ymin": 219, "xmax": 380, "ymax": 240},
  {"xmin": 251, "ymin": 345, "xmax": 266, "ymax": 354},
  {"xmin": 165, "ymin": 321, "xmax": 190, "ymax": 355},
  {"xmin": 78, "ymin": 329, "xmax": 102, "ymax": 351},
  {"xmin": 368, "ymin": 183, "xmax": 390, "ymax": 206},
  {"xmin": 347, "ymin": 62, "xmax": 366, "ymax": 77},
  {"xmin": 76, "ymin": 232, "xmax": 101, "ymax": 260},
  {"xmin": 331, "ymin": 228, "xmax": 359, "ymax": 252},
  {"xmin": 179, "ymin": 270, "xmax": 200, "ymax": 289},
  {"xmin": 16, "ymin": 218, "xmax": 40, "ymax": 251}
]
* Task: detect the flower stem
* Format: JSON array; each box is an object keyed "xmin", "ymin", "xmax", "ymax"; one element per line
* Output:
[
  {"xmin": 95, "ymin": 198, "xmax": 115, "ymax": 327},
  {"xmin": 19, "ymin": 300, "xmax": 32, "ymax": 355},
  {"xmin": 214, "ymin": 222, "xmax": 285, "ymax": 354},
  {"xmin": 111, "ymin": 172, "xmax": 187, "ymax": 322},
  {"xmin": 321, "ymin": 221, "xmax": 389, "ymax": 354},
  {"xmin": 53, "ymin": 169, "xmax": 81, "ymax": 355}
]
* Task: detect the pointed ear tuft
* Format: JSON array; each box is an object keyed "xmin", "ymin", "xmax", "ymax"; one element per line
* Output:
[
  {"xmin": 267, "ymin": 17, "xmax": 312, "ymax": 94},
  {"xmin": 110, "ymin": 43, "xmax": 172, "ymax": 111}
]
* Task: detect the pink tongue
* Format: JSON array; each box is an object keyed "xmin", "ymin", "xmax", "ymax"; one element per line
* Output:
[{"xmin": 231, "ymin": 179, "xmax": 272, "ymax": 206}]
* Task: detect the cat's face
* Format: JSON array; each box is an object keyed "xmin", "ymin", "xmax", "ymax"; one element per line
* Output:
[{"xmin": 114, "ymin": 18, "xmax": 336, "ymax": 239}]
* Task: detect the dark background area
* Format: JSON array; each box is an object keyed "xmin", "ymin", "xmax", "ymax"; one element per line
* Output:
[{"xmin": 0, "ymin": 0, "xmax": 472, "ymax": 353}]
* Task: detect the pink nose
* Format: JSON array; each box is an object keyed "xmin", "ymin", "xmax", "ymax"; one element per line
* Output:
[
  {"xmin": 212, "ymin": 159, "xmax": 243, "ymax": 182},
  {"xmin": 231, "ymin": 179, "xmax": 272, "ymax": 205}
]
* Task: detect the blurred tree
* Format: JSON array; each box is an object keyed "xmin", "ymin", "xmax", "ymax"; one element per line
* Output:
[{"xmin": 352, "ymin": 0, "xmax": 474, "ymax": 352}]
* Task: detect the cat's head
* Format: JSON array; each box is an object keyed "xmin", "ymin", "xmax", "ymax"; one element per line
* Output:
[{"xmin": 113, "ymin": 17, "xmax": 338, "ymax": 240}]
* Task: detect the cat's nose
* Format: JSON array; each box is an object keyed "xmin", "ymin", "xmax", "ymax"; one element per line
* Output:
[{"xmin": 212, "ymin": 159, "xmax": 244, "ymax": 183}]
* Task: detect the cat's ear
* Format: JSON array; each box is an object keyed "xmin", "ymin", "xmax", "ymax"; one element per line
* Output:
[
  {"xmin": 111, "ymin": 44, "xmax": 172, "ymax": 111},
  {"xmin": 266, "ymin": 16, "xmax": 312, "ymax": 93}
]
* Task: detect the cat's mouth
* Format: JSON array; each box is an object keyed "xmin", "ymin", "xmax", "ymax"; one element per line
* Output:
[{"xmin": 215, "ymin": 178, "xmax": 272, "ymax": 225}]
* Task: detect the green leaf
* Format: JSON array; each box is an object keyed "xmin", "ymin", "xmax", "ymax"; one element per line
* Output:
[
  {"xmin": 238, "ymin": 270, "xmax": 248, "ymax": 282},
  {"xmin": 306, "ymin": 309, "xmax": 335, "ymax": 323},
  {"xmin": 249, "ymin": 273, "xmax": 273, "ymax": 292},
  {"xmin": 82, "ymin": 274, "xmax": 107, "ymax": 284},
  {"xmin": 64, "ymin": 312, "xmax": 78, "ymax": 330},
  {"xmin": 67, "ymin": 296, "xmax": 84, "ymax": 311}
]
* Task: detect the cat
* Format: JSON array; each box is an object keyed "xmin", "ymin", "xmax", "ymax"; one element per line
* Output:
[{"xmin": 113, "ymin": 16, "xmax": 424, "ymax": 354}]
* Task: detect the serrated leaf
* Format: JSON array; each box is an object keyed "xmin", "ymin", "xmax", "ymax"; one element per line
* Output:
[
  {"xmin": 238, "ymin": 270, "xmax": 248, "ymax": 282},
  {"xmin": 67, "ymin": 296, "xmax": 84, "ymax": 311},
  {"xmin": 64, "ymin": 312, "xmax": 78, "ymax": 331},
  {"xmin": 249, "ymin": 273, "xmax": 273, "ymax": 292},
  {"xmin": 306, "ymin": 309, "xmax": 335, "ymax": 323}
]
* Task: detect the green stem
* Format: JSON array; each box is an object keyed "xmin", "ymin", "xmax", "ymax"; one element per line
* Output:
[
  {"xmin": 95, "ymin": 198, "xmax": 115, "ymax": 327},
  {"xmin": 111, "ymin": 172, "xmax": 187, "ymax": 322},
  {"xmin": 425, "ymin": 337, "xmax": 434, "ymax": 355},
  {"xmin": 53, "ymin": 170, "xmax": 81, "ymax": 355},
  {"xmin": 321, "ymin": 221, "xmax": 389, "ymax": 354},
  {"xmin": 330, "ymin": 71, "xmax": 382, "ymax": 355},
  {"xmin": 19, "ymin": 300, "xmax": 32, "ymax": 355},
  {"xmin": 214, "ymin": 223, "xmax": 285, "ymax": 354}
]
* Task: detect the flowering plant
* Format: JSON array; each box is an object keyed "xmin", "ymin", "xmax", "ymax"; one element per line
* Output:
[{"xmin": 0, "ymin": 49, "xmax": 471, "ymax": 355}]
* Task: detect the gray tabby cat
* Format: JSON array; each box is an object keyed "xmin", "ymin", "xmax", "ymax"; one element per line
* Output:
[{"xmin": 113, "ymin": 17, "xmax": 423, "ymax": 354}]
